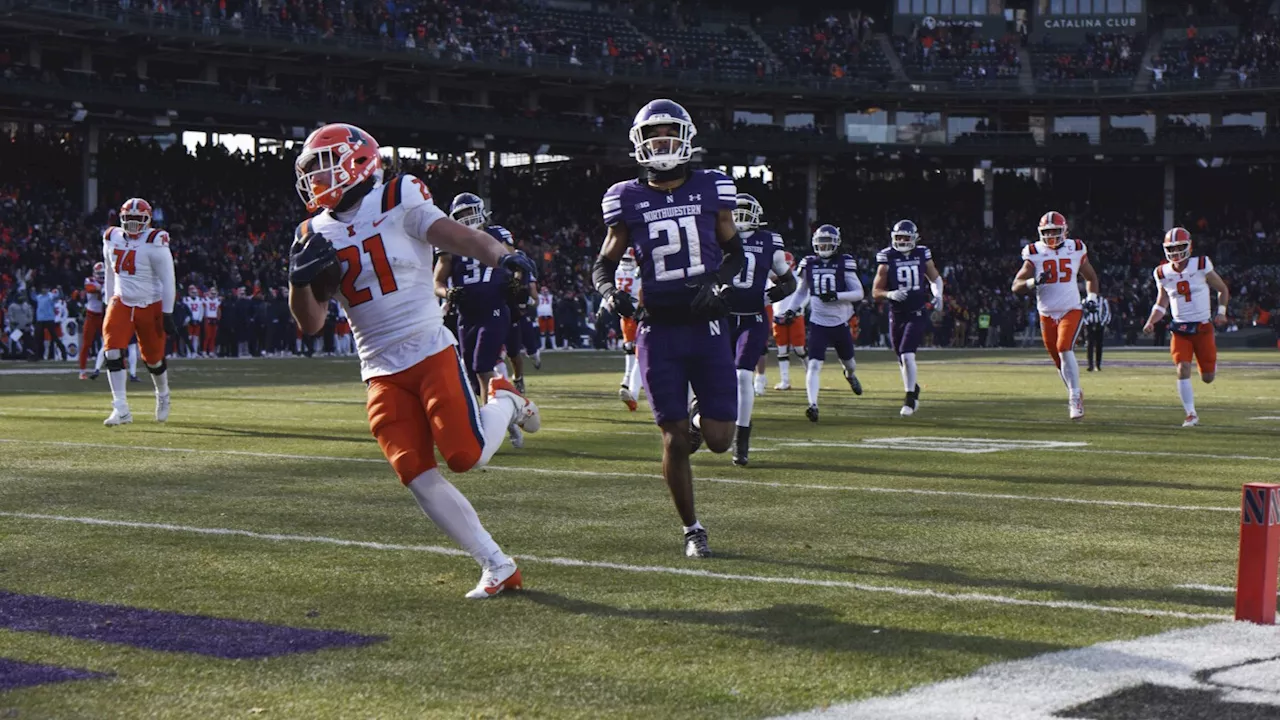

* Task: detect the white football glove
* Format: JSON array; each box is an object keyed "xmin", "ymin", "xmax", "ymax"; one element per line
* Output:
[{"xmin": 887, "ymin": 288, "xmax": 909, "ymax": 302}]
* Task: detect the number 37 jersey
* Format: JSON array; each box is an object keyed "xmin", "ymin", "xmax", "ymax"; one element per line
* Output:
[
  {"xmin": 1022, "ymin": 239, "xmax": 1088, "ymax": 317},
  {"xmin": 301, "ymin": 174, "xmax": 451, "ymax": 381},
  {"xmin": 601, "ymin": 169, "xmax": 736, "ymax": 309}
]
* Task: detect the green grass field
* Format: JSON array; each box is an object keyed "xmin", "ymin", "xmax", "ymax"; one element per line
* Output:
[{"xmin": 2, "ymin": 347, "xmax": 1278, "ymax": 719}]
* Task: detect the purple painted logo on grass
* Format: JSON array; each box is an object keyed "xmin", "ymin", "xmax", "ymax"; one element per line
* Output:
[
  {"xmin": 0, "ymin": 658, "xmax": 109, "ymax": 692},
  {"xmin": 0, "ymin": 591, "xmax": 385, "ymax": 659}
]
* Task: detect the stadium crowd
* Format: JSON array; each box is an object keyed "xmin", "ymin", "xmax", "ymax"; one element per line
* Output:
[{"xmin": 1, "ymin": 129, "xmax": 1278, "ymax": 363}]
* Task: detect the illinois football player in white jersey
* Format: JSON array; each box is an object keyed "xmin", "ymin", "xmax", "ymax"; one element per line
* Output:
[
  {"xmin": 78, "ymin": 262, "xmax": 107, "ymax": 379},
  {"xmin": 1143, "ymin": 227, "xmax": 1230, "ymax": 427},
  {"xmin": 101, "ymin": 197, "xmax": 178, "ymax": 426},
  {"xmin": 182, "ymin": 285, "xmax": 204, "ymax": 357},
  {"xmin": 287, "ymin": 123, "xmax": 540, "ymax": 599},
  {"xmin": 614, "ymin": 247, "xmax": 643, "ymax": 411},
  {"xmin": 1012, "ymin": 211, "xmax": 1100, "ymax": 420}
]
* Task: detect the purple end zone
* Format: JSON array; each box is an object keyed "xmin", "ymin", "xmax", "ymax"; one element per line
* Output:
[
  {"xmin": 0, "ymin": 591, "xmax": 386, "ymax": 659},
  {"xmin": 0, "ymin": 658, "xmax": 109, "ymax": 692}
]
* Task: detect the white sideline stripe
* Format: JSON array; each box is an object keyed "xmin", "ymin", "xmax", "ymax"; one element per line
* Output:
[
  {"xmin": 0, "ymin": 439, "xmax": 1237, "ymax": 514},
  {"xmin": 778, "ymin": 439, "xmax": 1280, "ymax": 464},
  {"xmin": 776, "ymin": 622, "xmax": 1280, "ymax": 720},
  {"xmin": 0, "ymin": 511, "xmax": 1231, "ymax": 622},
  {"xmin": 1253, "ymin": 416, "xmax": 1280, "ymax": 420},
  {"xmin": 1174, "ymin": 583, "xmax": 1235, "ymax": 593}
]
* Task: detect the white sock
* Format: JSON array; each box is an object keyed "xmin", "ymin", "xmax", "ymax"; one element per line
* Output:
[
  {"xmin": 476, "ymin": 398, "xmax": 517, "ymax": 467},
  {"xmin": 1059, "ymin": 351, "xmax": 1081, "ymax": 393},
  {"xmin": 1177, "ymin": 378, "xmax": 1196, "ymax": 415},
  {"xmin": 627, "ymin": 357, "xmax": 643, "ymax": 396},
  {"xmin": 806, "ymin": 359, "xmax": 823, "ymax": 407},
  {"xmin": 754, "ymin": 371, "xmax": 766, "ymax": 393},
  {"xmin": 900, "ymin": 352, "xmax": 918, "ymax": 391},
  {"xmin": 127, "ymin": 345, "xmax": 138, "ymax": 375},
  {"xmin": 778, "ymin": 356, "xmax": 791, "ymax": 385},
  {"xmin": 736, "ymin": 369, "xmax": 755, "ymax": 427},
  {"xmin": 94, "ymin": 347, "xmax": 106, "ymax": 372},
  {"xmin": 683, "ymin": 520, "xmax": 704, "ymax": 534},
  {"xmin": 493, "ymin": 361, "xmax": 508, "ymax": 379},
  {"xmin": 622, "ymin": 354, "xmax": 635, "ymax": 388},
  {"xmin": 407, "ymin": 469, "xmax": 507, "ymax": 568},
  {"xmin": 107, "ymin": 370, "xmax": 127, "ymax": 404},
  {"xmin": 149, "ymin": 365, "xmax": 169, "ymax": 395}
]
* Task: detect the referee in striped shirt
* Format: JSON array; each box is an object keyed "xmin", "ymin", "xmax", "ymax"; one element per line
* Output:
[{"xmin": 1083, "ymin": 294, "xmax": 1111, "ymax": 371}]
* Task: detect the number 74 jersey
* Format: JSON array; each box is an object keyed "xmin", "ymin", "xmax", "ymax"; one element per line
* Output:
[{"xmin": 1022, "ymin": 238, "xmax": 1088, "ymax": 317}]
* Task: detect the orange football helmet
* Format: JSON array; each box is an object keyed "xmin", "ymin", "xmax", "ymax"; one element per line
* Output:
[
  {"xmin": 120, "ymin": 198, "xmax": 152, "ymax": 236},
  {"xmin": 1163, "ymin": 227, "xmax": 1192, "ymax": 265},
  {"xmin": 294, "ymin": 123, "xmax": 382, "ymax": 213},
  {"xmin": 1038, "ymin": 211, "xmax": 1067, "ymax": 249}
]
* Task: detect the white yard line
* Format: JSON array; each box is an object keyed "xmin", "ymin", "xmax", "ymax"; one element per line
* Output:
[
  {"xmin": 0, "ymin": 438, "xmax": 1238, "ymax": 513},
  {"xmin": 1174, "ymin": 583, "xmax": 1235, "ymax": 593},
  {"xmin": 0, "ymin": 510, "xmax": 1231, "ymax": 622}
]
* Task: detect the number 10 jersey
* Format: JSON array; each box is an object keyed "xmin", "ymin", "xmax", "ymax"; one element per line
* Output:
[{"xmin": 601, "ymin": 169, "xmax": 736, "ymax": 312}]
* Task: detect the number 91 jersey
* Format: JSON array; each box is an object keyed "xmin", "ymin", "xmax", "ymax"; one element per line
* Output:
[
  {"xmin": 301, "ymin": 173, "xmax": 452, "ymax": 381},
  {"xmin": 601, "ymin": 169, "xmax": 736, "ymax": 310},
  {"xmin": 1021, "ymin": 238, "xmax": 1088, "ymax": 317},
  {"xmin": 876, "ymin": 244, "xmax": 932, "ymax": 315}
]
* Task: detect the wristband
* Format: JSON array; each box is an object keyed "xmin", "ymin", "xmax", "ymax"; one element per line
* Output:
[
  {"xmin": 1025, "ymin": 277, "xmax": 1035, "ymax": 289},
  {"xmin": 1217, "ymin": 306, "xmax": 1227, "ymax": 317},
  {"xmin": 1150, "ymin": 304, "xmax": 1166, "ymax": 318}
]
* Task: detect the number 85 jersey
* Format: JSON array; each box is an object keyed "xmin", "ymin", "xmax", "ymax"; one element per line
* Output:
[
  {"xmin": 301, "ymin": 173, "xmax": 452, "ymax": 381},
  {"xmin": 1022, "ymin": 238, "xmax": 1088, "ymax": 317},
  {"xmin": 601, "ymin": 169, "xmax": 736, "ymax": 310}
]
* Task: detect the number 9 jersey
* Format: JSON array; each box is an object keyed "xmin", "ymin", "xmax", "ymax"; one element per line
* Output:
[
  {"xmin": 1155, "ymin": 255, "xmax": 1215, "ymax": 324},
  {"xmin": 299, "ymin": 173, "xmax": 451, "ymax": 380},
  {"xmin": 1022, "ymin": 238, "xmax": 1088, "ymax": 318}
]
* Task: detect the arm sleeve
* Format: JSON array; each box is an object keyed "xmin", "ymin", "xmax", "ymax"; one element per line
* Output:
[
  {"xmin": 836, "ymin": 265, "xmax": 864, "ymax": 303},
  {"xmin": 771, "ymin": 249, "xmax": 791, "ymax": 277},
  {"xmin": 783, "ymin": 261, "xmax": 810, "ymax": 313},
  {"xmin": 155, "ymin": 243, "xmax": 176, "ymax": 313},
  {"xmin": 931, "ymin": 275, "xmax": 944, "ymax": 299}
]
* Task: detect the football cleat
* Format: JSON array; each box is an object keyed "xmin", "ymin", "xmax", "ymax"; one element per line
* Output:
[
  {"xmin": 104, "ymin": 404, "xmax": 133, "ymax": 427},
  {"xmin": 489, "ymin": 377, "xmax": 540, "ymax": 433},
  {"xmin": 78, "ymin": 371, "xmax": 88, "ymax": 380},
  {"xmin": 732, "ymin": 425, "xmax": 751, "ymax": 466},
  {"xmin": 806, "ymin": 404, "xmax": 819, "ymax": 423},
  {"xmin": 1069, "ymin": 390, "xmax": 1084, "ymax": 421},
  {"xmin": 513, "ymin": 377, "xmax": 525, "ymax": 394},
  {"xmin": 1182, "ymin": 413, "xmax": 1199, "ymax": 428},
  {"xmin": 88, "ymin": 369, "xmax": 100, "ymax": 380},
  {"xmin": 532, "ymin": 349, "xmax": 542, "ymax": 370},
  {"xmin": 619, "ymin": 386, "xmax": 638, "ymax": 412},
  {"xmin": 774, "ymin": 381, "xmax": 791, "ymax": 391},
  {"xmin": 465, "ymin": 559, "xmax": 522, "ymax": 599},
  {"xmin": 687, "ymin": 398, "xmax": 703, "ymax": 454},
  {"xmin": 844, "ymin": 368, "xmax": 863, "ymax": 395},
  {"xmin": 129, "ymin": 374, "xmax": 140, "ymax": 383},
  {"xmin": 684, "ymin": 528, "xmax": 712, "ymax": 558},
  {"xmin": 900, "ymin": 385, "xmax": 920, "ymax": 417},
  {"xmin": 155, "ymin": 393, "xmax": 170, "ymax": 423}
]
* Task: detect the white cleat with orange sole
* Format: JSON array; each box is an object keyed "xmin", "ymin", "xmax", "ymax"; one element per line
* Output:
[
  {"xmin": 1182, "ymin": 413, "xmax": 1199, "ymax": 427},
  {"xmin": 465, "ymin": 559, "xmax": 522, "ymax": 599},
  {"xmin": 1069, "ymin": 391, "xmax": 1084, "ymax": 421}
]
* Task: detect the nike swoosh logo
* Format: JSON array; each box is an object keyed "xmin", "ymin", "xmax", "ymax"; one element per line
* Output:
[
  {"xmin": 292, "ymin": 257, "xmax": 325, "ymax": 272},
  {"xmin": 372, "ymin": 217, "xmax": 386, "ymax": 227}
]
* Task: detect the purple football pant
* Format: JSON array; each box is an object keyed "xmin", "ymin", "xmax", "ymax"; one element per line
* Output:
[
  {"xmin": 731, "ymin": 312, "xmax": 769, "ymax": 371},
  {"xmin": 807, "ymin": 321, "xmax": 855, "ymax": 362},
  {"xmin": 637, "ymin": 319, "xmax": 736, "ymax": 426},
  {"xmin": 890, "ymin": 311, "xmax": 927, "ymax": 357},
  {"xmin": 506, "ymin": 315, "xmax": 541, "ymax": 357},
  {"xmin": 460, "ymin": 307, "xmax": 510, "ymax": 377}
]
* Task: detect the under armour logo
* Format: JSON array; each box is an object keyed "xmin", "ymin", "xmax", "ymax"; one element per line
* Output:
[{"xmin": 688, "ymin": 194, "xmax": 702, "ymax": 202}]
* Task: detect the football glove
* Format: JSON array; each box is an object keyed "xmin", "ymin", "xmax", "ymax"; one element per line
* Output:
[
  {"xmin": 887, "ymin": 288, "xmax": 909, "ymax": 303},
  {"xmin": 777, "ymin": 310, "xmax": 797, "ymax": 326},
  {"xmin": 766, "ymin": 284, "xmax": 791, "ymax": 303},
  {"xmin": 162, "ymin": 312, "xmax": 179, "ymax": 338},
  {"xmin": 817, "ymin": 290, "xmax": 839, "ymax": 303},
  {"xmin": 446, "ymin": 286, "xmax": 466, "ymax": 305},
  {"xmin": 602, "ymin": 287, "xmax": 636, "ymax": 318},
  {"xmin": 689, "ymin": 280, "xmax": 730, "ymax": 321},
  {"xmin": 289, "ymin": 231, "xmax": 337, "ymax": 287},
  {"xmin": 498, "ymin": 252, "xmax": 538, "ymax": 281},
  {"xmin": 1035, "ymin": 270, "xmax": 1052, "ymax": 286}
]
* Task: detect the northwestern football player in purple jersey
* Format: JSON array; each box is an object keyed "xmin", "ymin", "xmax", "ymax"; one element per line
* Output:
[
  {"xmin": 872, "ymin": 219, "xmax": 943, "ymax": 417},
  {"xmin": 729, "ymin": 192, "xmax": 795, "ymax": 466},
  {"xmin": 591, "ymin": 98, "xmax": 748, "ymax": 559},
  {"xmin": 783, "ymin": 224, "xmax": 865, "ymax": 423},
  {"xmin": 435, "ymin": 193, "xmax": 516, "ymax": 401}
]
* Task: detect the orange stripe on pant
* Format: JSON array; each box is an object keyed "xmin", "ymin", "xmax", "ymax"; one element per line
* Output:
[
  {"xmin": 103, "ymin": 299, "xmax": 166, "ymax": 365},
  {"xmin": 366, "ymin": 345, "xmax": 487, "ymax": 483},
  {"xmin": 1171, "ymin": 322, "xmax": 1217, "ymax": 375},
  {"xmin": 1039, "ymin": 309, "xmax": 1083, "ymax": 370},
  {"xmin": 78, "ymin": 310, "xmax": 104, "ymax": 370},
  {"xmin": 621, "ymin": 317, "xmax": 638, "ymax": 344}
]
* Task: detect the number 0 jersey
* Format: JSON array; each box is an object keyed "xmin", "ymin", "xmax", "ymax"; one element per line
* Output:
[
  {"xmin": 601, "ymin": 169, "xmax": 736, "ymax": 310},
  {"xmin": 1021, "ymin": 238, "xmax": 1088, "ymax": 317},
  {"xmin": 730, "ymin": 229, "xmax": 789, "ymax": 314},
  {"xmin": 298, "ymin": 173, "xmax": 450, "ymax": 380},
  {"xmin": 1155, "ymin": 256, "xmax": 1215, "ymax": 324}
]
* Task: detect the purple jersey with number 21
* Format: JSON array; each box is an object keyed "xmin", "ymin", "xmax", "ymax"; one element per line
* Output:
[
  {"xmin": 601, "ymin": 169, "xmax": 738, "ymax": 426},
  {"xmin": 601, "ymin": 169, "xmax": 736, "ymax": 309}
]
